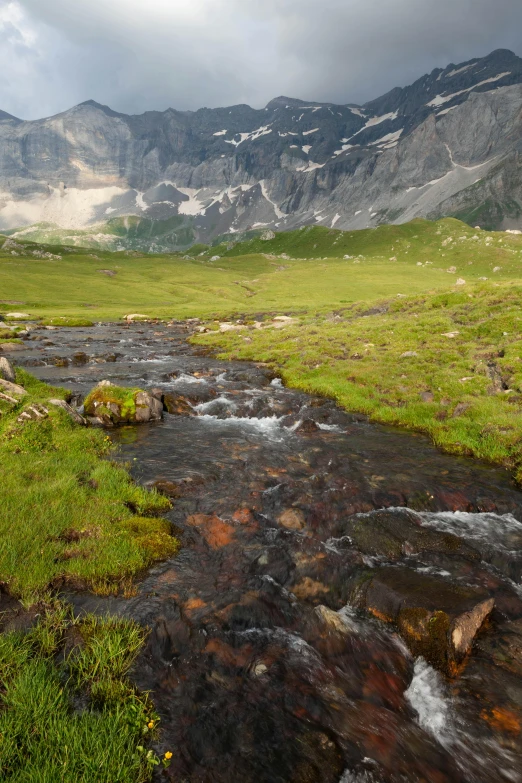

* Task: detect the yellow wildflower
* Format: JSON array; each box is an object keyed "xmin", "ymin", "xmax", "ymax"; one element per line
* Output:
[
  {"xmin": 147, "ymin": 721, "xmax": 155, "ymax": 729},
  {"xmin": 164, "ymin": 751, "xmax": 173, "ymax": 760}
]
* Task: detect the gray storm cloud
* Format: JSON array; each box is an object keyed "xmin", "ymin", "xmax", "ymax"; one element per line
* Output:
[{"xmin": 1, "ymin": 0, "xmax": 521, "ymax": 119}]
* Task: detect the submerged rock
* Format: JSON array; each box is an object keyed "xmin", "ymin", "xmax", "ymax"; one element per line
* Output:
[
  {"xmin": 84, "ymin": 381, "xmax": 163, "ymax": 424},
  {"xmin": 278, "ymin": 508, "xmax": 306, "ymax": 530},
  {"xmin": 340, "ymin": 508, "xmax": 479, "ymax": 561}
]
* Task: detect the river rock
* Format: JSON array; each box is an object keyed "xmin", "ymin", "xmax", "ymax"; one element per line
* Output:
[
  {"xmin": 48, "ymin": 399, "xmax": 87, "ymax": 425},
  {"xmin": 135, "ymin": 391, "xmax": 163, "ymax": 422},
  {"xmin": 5, "ymin": 312, "xmax": 31, "ymax": 320},
  {"xmin": 295, "ymin": 418, "xmax": 320, "ymax": 434},
  {"xmin": 278, "ymin": 508, "xmax": 306, "ymax": 530},
  {"xmin": 0, "ymin": 357, "xmax": 15, "ymax": 382},
  {"xmin": 0, "ymin": 342, "xmax": 27, "ymax": 352},
  {"xmin": 71, "ymin": 352, "xmax": 89, "ymax": 366},
  {"xmin": 84, "ymin": 382, "xmax": 163, "ymax": 424},
  {"xmin": 124, "ymin": 313, "xmax": 149, "ymax": 322},
  {"xmin": 163, "ymin": 393, "xmax": 194, "ymax": 415},
  {"xmin": 314, "ymin": 605, "xmax": 354, "ymax": 635},
  {"xmin": 353, "ymin": 565, "xmax": 494, "ymax": 675}
]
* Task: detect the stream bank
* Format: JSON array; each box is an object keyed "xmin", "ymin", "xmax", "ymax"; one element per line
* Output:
[{"xmin": 4, "ymin": 320, "xmax": 522, "ymax": 782}]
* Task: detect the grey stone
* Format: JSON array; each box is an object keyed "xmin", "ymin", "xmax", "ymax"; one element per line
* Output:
[
  {"xmin": 0, "ymin": 357, "xmax": 15, "ymax": 383},
  {"xmin": 0, "ymin": 378, "xmax": 26, "ymax": 396}
]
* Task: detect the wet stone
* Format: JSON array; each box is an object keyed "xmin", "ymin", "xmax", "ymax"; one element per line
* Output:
[{"xmin": 353, "ymin": 565, "xmax": 495, "ymax": 675}]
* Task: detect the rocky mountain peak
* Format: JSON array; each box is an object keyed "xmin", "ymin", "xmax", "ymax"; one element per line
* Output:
[
  {"xmin": 1, "ymin": 48, "xmax": 522, "ymax": 250},
  {"xmin": 0, "ymin": 109, "xmax": 21, "ymax": 123}
]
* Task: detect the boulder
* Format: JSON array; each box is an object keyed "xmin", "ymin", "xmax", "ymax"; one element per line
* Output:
[
  {"xmin": 0, "ymin": 357, "xmax": 15, "ymax": 383},
  {"xmin": 339, "ymin": 508, "xmax": 479, "ymax": 561},
  {"xmin": 135, "ymin": 391, "xmax": 163, "ymax": 422},
  {"xmin": 353, "ymin": 566, "xmax": 494, "ymax": 676},
  {"xmin": 0, "ymin": 378, "xmax": 26, "ymax": 397},
  {"xmin": 123, "ymin": 313, "xmax": 149, "ymax": 322},
  {"xmin": 49, "ymin": 399, "xmax": 87, "ymax": 425},
  {"xmin": 84, "ymin": 382, "xmax": 163, "ymax": 425},
  {"xmin": 0, "ymin": 342, "xmax": 27, "ymax": 352},
  {"xmin": 5, "ymin": 312, "xmax": 31, "ymax": 320}
]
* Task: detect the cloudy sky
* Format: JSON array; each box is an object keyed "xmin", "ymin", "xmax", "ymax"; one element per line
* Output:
[{"xmin": 0, "ymin": 0, "xmax": 521, "ymax": 119}]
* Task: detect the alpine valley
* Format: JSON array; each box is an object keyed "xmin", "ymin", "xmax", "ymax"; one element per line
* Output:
[{"xmin": 2, "ymin": 48, "xmax": 522, "ymax": 251}]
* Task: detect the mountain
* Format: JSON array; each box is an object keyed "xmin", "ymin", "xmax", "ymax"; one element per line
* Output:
[{"xmin": 1, "ymin": 48, "xmax": 522, "ymax": 251}]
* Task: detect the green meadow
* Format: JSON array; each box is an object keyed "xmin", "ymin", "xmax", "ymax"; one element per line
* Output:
[{"xmin": 1, "ymin": 218, "xmax": 522, "ymax": 321}]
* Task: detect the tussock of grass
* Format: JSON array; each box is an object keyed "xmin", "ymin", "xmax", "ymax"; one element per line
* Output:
[
  {"xmin": 40, "ymin": 317, "xmax": 95, "ymax": 327},
  {"xmin": 0, "ymin": 605, "xmax": 167, "ymax": 781},
  {"xmin": 0, "ymin": 370, "xmax": 178, "ymax": 602},
  {"xmin": 194, "ymin": 281, "xmax": 522, "ymax": 482}
]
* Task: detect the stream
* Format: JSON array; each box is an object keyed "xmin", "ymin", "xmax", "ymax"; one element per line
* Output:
[{"xmin": 8, "ymin": 320, "xmax": 522, "ymax": 783}]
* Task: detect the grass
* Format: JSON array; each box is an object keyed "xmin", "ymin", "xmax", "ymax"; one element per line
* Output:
[
  {"xmin": 2, "ymin": 218, "xmax": 522, "ymax": 322},
  {"xmin": 193, "ymin": 281, "xmax": 522, "ymax": 483},
  {"xmin": 40, "ymin": 317, "xmax": 95, "ymax": 328},
  {"xmin": 0, "ymin": 369, "xmax": 179, "ymax": 603},
  {"xmin": 0, "ymin": 603, "xmax": 172, "ymax": 781}
]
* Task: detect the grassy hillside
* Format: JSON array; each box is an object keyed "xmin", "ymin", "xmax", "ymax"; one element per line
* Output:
[
  {"xmin": 1, "ymin": 218, "xmax": 522, "ymax": 322},
  {"xmin": 5, "ymin": 214, "xmax": 196, "ymax": 253}
]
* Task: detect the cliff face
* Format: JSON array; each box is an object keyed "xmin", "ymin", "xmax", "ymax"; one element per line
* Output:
[{"xmin": 1, "ymin": 48, "xmax": 522, "ymax": 249}]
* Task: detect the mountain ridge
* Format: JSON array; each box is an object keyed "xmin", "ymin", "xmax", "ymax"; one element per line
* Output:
[{"xmin": 1, "ymin": 48, "xmax": 522, "ymax": 251}]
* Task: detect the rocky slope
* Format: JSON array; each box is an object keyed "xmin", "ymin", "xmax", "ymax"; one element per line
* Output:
[{"xmin": 1, "ymin": 48, "xmax": 522, "ymax": 250}]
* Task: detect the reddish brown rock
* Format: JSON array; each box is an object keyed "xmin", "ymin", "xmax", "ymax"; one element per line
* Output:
[{"xmin": 186, "ymin": 514, "xmax": 236, "ymax": 549}]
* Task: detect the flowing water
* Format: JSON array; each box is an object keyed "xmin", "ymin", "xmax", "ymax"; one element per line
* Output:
[{"xmin": 8, "ymin": 321, "xmax": 522, "ymax": 783}]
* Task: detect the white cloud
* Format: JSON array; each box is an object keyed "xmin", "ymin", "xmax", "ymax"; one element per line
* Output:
[{"xmin": 0, "ymin": 0, "xmax": 521, "ymax": 119}]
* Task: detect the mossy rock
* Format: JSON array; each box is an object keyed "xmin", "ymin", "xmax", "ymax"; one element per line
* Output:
[{"xmin": 84, "ymin": 382, "xmax": 163, "ymax": 425}]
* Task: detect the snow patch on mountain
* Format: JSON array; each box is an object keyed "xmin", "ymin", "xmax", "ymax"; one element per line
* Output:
[
  {"xmin": 427, "ymin": 72, "xmax": 511, "ymax": 106},
  {"xmin": 224, "ymin": 126, "xmax": 273, "ymax": 146}
]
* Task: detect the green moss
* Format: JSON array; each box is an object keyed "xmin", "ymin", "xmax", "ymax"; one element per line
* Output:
[{"xmin": 84, "ymin": 385, "xmax": 143, "ymax": 422}]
